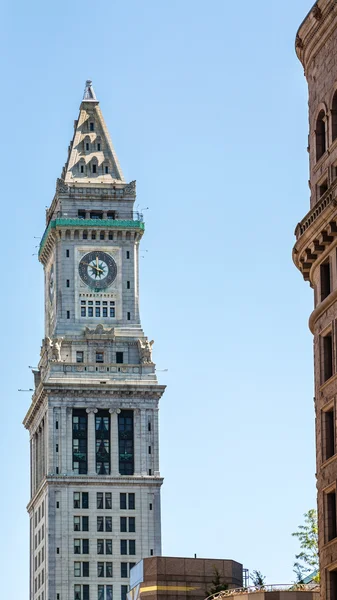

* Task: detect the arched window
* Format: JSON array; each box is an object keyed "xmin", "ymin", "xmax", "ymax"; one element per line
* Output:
[
  {"xmin": 316, "ymin": 110, "xmax": 326, "ymax": 161},
  {"xmin": 332, "ymin": 92, "xmax": 337, "ymax": 142},
  {"xmin": 91, "ymin": 159, "xmax": 98, "ymax": 175}
]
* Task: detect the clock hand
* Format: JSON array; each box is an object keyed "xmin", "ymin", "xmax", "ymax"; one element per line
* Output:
[{"xmin": 82, "ymin": 261, "xmax": 104, "ymax": 273}]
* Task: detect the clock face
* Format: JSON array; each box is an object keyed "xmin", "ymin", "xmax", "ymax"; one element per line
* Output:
[
  {"xmin": 49, "ymin": 265, "xmax": 54, "ymax": 302},
  {"xmin": 79, "ymin": 251, "xmax": 117, "ymax": 290}
]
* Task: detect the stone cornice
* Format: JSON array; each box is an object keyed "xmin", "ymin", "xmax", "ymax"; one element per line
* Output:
[
  {"xmin": 27, "ymin": 473, "xmax": 163, "ymax": 511},
  {"xmin": 23, "ymin": 383, "xmax": 166, "ymax": 430},
  {"xmin": 296, "ymin": 0, "xmax": 337, "ymax": 72}
]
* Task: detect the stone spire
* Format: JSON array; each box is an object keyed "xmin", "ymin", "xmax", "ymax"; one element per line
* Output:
[
  {"xmin": 83, "ymin": 79, "xmax": 97, "ymax": 101},
  {"xmin": 61, "ymin": 80, "xmax": 125, "ymax": 184}
]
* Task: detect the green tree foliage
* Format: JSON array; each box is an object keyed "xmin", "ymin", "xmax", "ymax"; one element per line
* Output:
[
  {"xmin": 249, "ymin": 570, "xmax": 266, "ymax": 588},
  {"xmin": 205, "ymin": 567, "xmax": 228, "ymax": 597},
  {"xmin": 292, "ymin": 509, "xmax": 319, "ymax": 583}
]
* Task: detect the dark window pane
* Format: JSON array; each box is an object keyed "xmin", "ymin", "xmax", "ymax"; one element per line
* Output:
[
  {"xmin": 97, "ymin": 493, "xmax": 103, "ymax": 509},
  {"xmin": 129, "ymin": 517, "xmax": 135, "ymax": 533},
  {"xmin": 106, "ymin": 540, "xmax": 112, "ymax": 555},
  {"xmin": 106, "ymin": 562, "xmax": 113, "ymax": 577},
  {"xmin": 120, "ymin": 493, "xmax": 127, "ymax": 510},
  {"xmin": 82, "ymin": 493, "xmax": 89, "ymax": 509},
  {"xmin": 106, "ymin": 517, "xmax": 112, "ymax": 532},
  {"xmin": 82, "ymin": 562, "xmax": 89, "ymax": 577},
  {"xmin": 97, "ymin": 517, "xmax": 104, "ymax": 532},
  {"xmin": 97, "ymin": 540, "xmax": 104, "ymax": 554},
  {"xmin": 120, "ymin": 540, "xmax": 127, "ymax": 555},
  {"xmin": 82, "ymin": 539, "xmax": 89, "ymax": 554},
  {"xmin": 120, "ymin": 517, "xmax": 127, "ymax": 532},
  {"xmin": 128, "ymin": 494, "xmax": 135, "ymax": 510},
  {"xmin": 105, "ymin": 493, "xmax": 112, "ymax": 509},
  {"xmin": 121, "ymin": 563, "xmax": 128, "ymax": 578},
  {"xmin": 98, "ymin": 562, "xmax": 104, "ymax": 578},
  {"xmin": 129, "ymin": 540, "xmax": 136, "ymax": 555},
  {"xmin": 82, "ymin": 517, "xmax": 89, "ymax": 532}
]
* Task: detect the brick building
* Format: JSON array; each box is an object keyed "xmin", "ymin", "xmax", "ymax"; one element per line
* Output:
[{"xmin": 293, "ymin": 2, "xmax": 337, "ymax": 599}]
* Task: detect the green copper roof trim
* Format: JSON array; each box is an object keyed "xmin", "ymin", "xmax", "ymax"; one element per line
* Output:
[{"xmin": 39, "ymin": 218, "xmax": 145, "ymax": 256}]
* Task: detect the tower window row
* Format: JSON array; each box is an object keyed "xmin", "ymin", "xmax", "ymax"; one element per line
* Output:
[
  {"xmin": 71, "ymin": 492, "xmax": 136, "ymax": 511},
  {"xmin": 72, "ymin": 410, "xmax": 134, "ymax": 476},
  {"xmin": 75, "ymin": 584, "xmax": 128, "ymax": 600},
  {"xmin": 80, "ymin": 300, "xmax": 115, "ymax": 318},
  {"xmin": 73, "ymin": 561, "xmax": 137, "ymax": 578}
]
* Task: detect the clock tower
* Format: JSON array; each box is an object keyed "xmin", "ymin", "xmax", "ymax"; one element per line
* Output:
[{"xmin": 24, "ymin": 81, "xmax": 165, "ymax": 600}]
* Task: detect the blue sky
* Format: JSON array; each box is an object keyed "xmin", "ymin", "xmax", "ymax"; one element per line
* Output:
[{"xmin": 0, "ymin": 0, "xmax": 316, "ymax": 592}]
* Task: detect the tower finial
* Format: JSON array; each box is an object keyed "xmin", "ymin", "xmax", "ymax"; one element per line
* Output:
[{"xmin": 83, "ymin": 80, "xmax": 97, "ymax": 101}]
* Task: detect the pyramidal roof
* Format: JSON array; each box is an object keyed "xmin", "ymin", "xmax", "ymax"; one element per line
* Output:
[{"xmin": 62, "ymin": 81, "xmax": 125, "ymax": 185}]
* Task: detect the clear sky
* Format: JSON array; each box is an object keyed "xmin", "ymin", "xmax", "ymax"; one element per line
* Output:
[{"xmin": 0, "ymin": 0, "xmax": 317, "ymax": 593}]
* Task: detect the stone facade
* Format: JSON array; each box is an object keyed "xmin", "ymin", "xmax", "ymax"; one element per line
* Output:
[
  {"xmin": 293, "ymin": 3, "xmax": 337, "ymax": 600},
  {"xmin": 24, "ymin": 81, "xmax": 165, "ymax": 600}
]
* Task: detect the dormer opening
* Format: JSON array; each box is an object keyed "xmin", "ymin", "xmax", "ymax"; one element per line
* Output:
[
  {"xmin": 90, "ymin": 122, "xmax": 94, "ymax": 132},
  {"xmin": 90, "ymin": 158, "xmax": 98, "ymax": 175},
  {"xmin": 83, "ymin": 136, "xmax": 91, "ymax": 153},
  {"xmin": 96, "ymin": 136, "xmax": 102, "ymax": 152}
]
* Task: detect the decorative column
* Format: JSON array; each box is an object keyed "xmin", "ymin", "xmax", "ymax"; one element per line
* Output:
[
  {"xmin": 134, "ymin": 409, "xmax": 141, "ymax": 475},
  {"xmin": 140, "ymin": 409, "xmax": 147, "ymax": 475},
  {"xmin": 31, "ymin": 436, "xmax": 35, "ymax": 497},
  {"xmin": 60, "ymin": 406, "xmax": 67, "ymax": 474},
  {"xmin": 66, "ymin": 407, "xmax": 73, "ymax": 473},
  {"xmin": 109, "ymin": 408, "xmax": 120, "ymax": 476},
  {"xmin": 86, "ymin": 408, "xmax": 98, "ymax": 475}
]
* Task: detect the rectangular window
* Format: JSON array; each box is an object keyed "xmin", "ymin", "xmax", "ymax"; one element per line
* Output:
[
  {"xmin": 321, "ymin": 260, "xmax": 331, "ymax": 301},
  {"xmin": 323, "ymin": 407, "xmax": 335, "ymax": 461},
  {"xmin": 78, "ymin": 210, "xmax": 86, "ymax": 219},
  {"xmin": 121, "ymin": 563, "xmax": 128, "ymax": 578},
  {"xmin": 83, "ymin": 586, "xmax": 89, "ymax": 600},
  {"xmin": 90, "ymin": 122, "xmax": 94, "ymax": 131},
  {"xmin": 88, "ymin": 306, "xmax": 93, "ymax": 317},
  {"xmin": 129, "ymin": 517, "xmax": 135, "ymax": 532},
  {"xmin": 86, "ymin": 143, "xmax": 89, "ymax": 151},
  {"xmin": 323, "ymin": 332, "xmax": 333, "ymax": 382},
  {"xmin": 82, "ymin": 539, "xmax": 89, "ymax": 554},
  {"xmin": 96, "ymin": 306, "xmax": 101, "ymax": 317},
  {"xmin": 318, "ymin": 179, "xmax": 328, "ymax": 197},
  {"xmin": 328, "ymin": 570, "xmax": 337, "ymax": 600},
  {"xmin": 74, "ymin": 539, "xmax": 81, "ymax": 554},
  {"xmin": 74, "ymin": 562, "xmax": 81, "ymax": 577},
  {"xmin": 120, "ymin": 540, "xmax": 127, "ymax": 555},
  {"xmin": 92, "ymin": 232, "xmax": 96, "ymax": 240},
  {"xmin": 97, "ymin": 517, "xmax": 104, "ymax": 532},
  {"xmin": 67, "ymin": 279, "xmax": 70, "ymax": 288},
  {"xmin": 82, "ymin": 562, "xmax": 89, "ymax": 577},
  {"xmin": 103, "ymin": 306, "xmax": 108, "ymax": 317},
  {"xmin": 98, "ymin": 143, "xmax": 101, "ymax": 151},
  {"xmin": 83, "ymin": 232, "xmax": 88, "ymax": 240},
  {"xmin": 105, "ymin": 493, "xmax": 112, "ymax": 509},
  {"xmin": 106, "ymin": 563, "xmax": 113, "ymax": 577},
  {"xmin": 82, "ymin": 516, "xmax": 89, "ymax": 532},
  {"xmin": 110, "ymin": 302, "xmax": 115, "ymax": 318},
  {"xmin": 67, "ymin": 311, "xmax": 70, "ymax": 319},
  {"xmin": 74, "ymin": 517, "xmax": 81, "ymax": 531},
  {"xmin": 74, "ymin": 585, "xmax": 81, "ymax": 600},
  {"xmin": 127, "ymin": 281, "xmax": 130, "ymax": 289},
  {"xmin": 98, "ymin": 562, "xmax": 104, "ymax": 578},
  {"xmin": 120, "ymin": 493, "xmax": 127, "ymax": 510},
  {"xmin": 105, "ymin": 517, "xmax": 112, "ymax": 532},
  {"xmin": 74, "ymin": 492, "xmax": 81, "ymax": 509},
  {"xmin": 96, "ymin": 352, "xmax": 104, "ymax": 363},
  {"xmin": 148, "ymin": 446, "xmax": 151, "ymax": 454},
  {"xmin": 127, "ymin": 312, "xmax": 131, "ymax": 321},
  {"xmin": 116, "ymin": 352, "xmax": 123, "ymax": 364},
  {"xmin": 129, "ymin": 540, "xmax": 136, "ymax": 555},
  {"xmin": 96, "ymin": 412, "xmax": 110, "ymax": 475},
  {"xmin": 100, "ymin": 232, "xmax": 105, "ymax": 240},
  {"xmin": 82, "ymin": 492, "xmax": 89, "ymax": 509},
  {"xmin": 97, "ymin": 493, "xmax": 104, "ymax": 509},
  {"xmin": 105, "ymin": 166, "xmax": 109, "ymax": 174},
  {"xmin": 106, "ymin": 540, "xmax": 112, "ymax": 555},
  {"xmin": 121, "ymin": 585, "xmax": 128, "ymax": 600},
  {"xmin": 90, "ymin": 212, "xmax": 103, "ymax": 220},
  {"xmin": 107, "ymin": 585, "xmax": 113, "ymax": 600},
  {"xmin": 326, "ymin": 490, "xmax": 337, "ymax": 542},
  {"xmin": 109, "ymin": 232, "xmax": 113, "ymax": 240},
  {"xmin": 120, "ymin": 517, "xmax": 127, "ymax": 532},
  {"xmin": 118, "ymin": 412, "xmax": 134, "ymax": 475},
  {"xmin": 66, "ymin": 249, "xmax": 70, "ymax": 257},
  {"xmin": 97, "ymin": 539, "xmax": 104, "ymax": 554},
  {"xmin": 128, "ymin": 493, "xmax": 135, "ymax": 510},
  {"xmin": 98, "ymin": 586, "xmax": 104, "ymax": 600},
  {"xmin": 73, "ymin": 410, "xmax": 88, "ymax": 475},
  {"xmin": 126, "ymin": 251, "xmax": 130, "ymax": 259},
  {"xmin": 93, "ymin": 164, "xmax": 97, "ymax": 174},
  {"xmin": 76, "ymin": 351, "xmax": 84, "ymax": 363}
]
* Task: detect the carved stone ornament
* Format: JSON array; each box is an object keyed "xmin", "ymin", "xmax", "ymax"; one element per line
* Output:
[
  {"xmin": 56, "ymin": 178, "xmax": 69, "ymax": 194},
  {"xmin": 296, "ymin": 35, "xmax": 304, "ymax": 49},
  {"xmin": 123, "ymin": 180, "xmax": 136, "ymax": 196},
  {"xmin": 84, "ymin": 324, "xmax": 115, "ymax": 337},
  {"xmin": 312, "ymin": 5, "xmax": 322, "ymax": 20},
  {"xmin": 46, "ymin": 337, "xmax": 63, "ymax": 362},
  {"xmin": 137, "ymin": 338, "xmax": 154, "ymax": 364}
]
